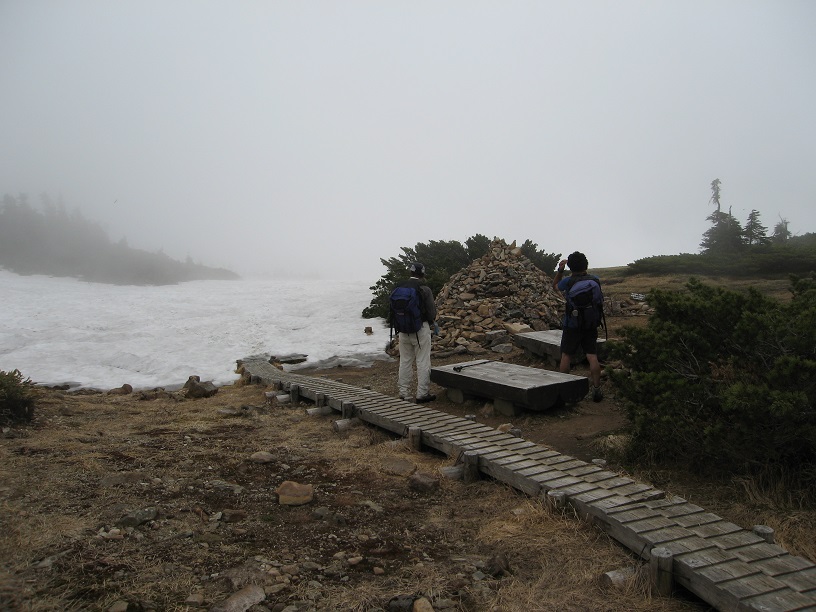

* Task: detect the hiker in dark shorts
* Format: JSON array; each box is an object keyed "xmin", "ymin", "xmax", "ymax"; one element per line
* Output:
[{"xmin": 552, "ymin": 251, "xmax": 603, "ymax": 402}]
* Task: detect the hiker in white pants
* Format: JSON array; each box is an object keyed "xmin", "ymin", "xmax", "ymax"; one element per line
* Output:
[
  {"xmin": 399, "ymin": 321, "xmax": 433, "ymax": 401},
  {"xmin": 393, "ymin": 262, "xmax": 438, "ymax": 403}
]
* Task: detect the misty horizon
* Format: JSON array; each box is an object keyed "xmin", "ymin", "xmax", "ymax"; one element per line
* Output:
[{"xmin": 2, "ymin": 2, "xmax": 814, "ymax": 281}]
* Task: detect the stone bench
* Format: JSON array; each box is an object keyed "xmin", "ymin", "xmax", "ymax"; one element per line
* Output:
[
  {"xmin": 430, "ymin": 360, "xmax": 589, "ymax": 416},
  {"xmin": 513, "ymin": 329, "xmax": 606, "ymax": 366}
]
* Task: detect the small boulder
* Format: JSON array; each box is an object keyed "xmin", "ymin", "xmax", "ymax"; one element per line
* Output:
[
  {"xmin": 276, "ymin": 481, "xmax": 314, "ymax": 505},
  {"xmin": 185, "ymin": 380, "xmax": 218, "ymax": 399},
  {"xmin": 107, "ymin": 384, "xmax": 133, "ymax": 396}
]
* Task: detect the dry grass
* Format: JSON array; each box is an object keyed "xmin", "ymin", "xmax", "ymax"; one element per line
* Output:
[
  {"xmin": 1, "ymin": 379, "xmax": 714, "ymax": 611},
  {"xmin": 3, "ymin": 282, "xmax": 814, "ymax": 611}
]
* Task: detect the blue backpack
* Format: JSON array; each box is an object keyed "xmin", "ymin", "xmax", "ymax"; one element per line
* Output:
[
  {"xmin": 566, "ymin": 275, "xmax": 605, "ymax": 332},
  {"xmin": 389, "ymin": 285, "xmax": 424, "ymax": 334}
]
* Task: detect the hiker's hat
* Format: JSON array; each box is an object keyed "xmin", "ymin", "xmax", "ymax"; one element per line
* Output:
[{"xmin": 409, "ymin": 262, "xmax": 426, "ymax": 276}]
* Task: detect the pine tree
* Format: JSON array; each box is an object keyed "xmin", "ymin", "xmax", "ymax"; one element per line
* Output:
[{"xmin": 743, "ymin": 209, "xmax": 770, "ymax": 246}]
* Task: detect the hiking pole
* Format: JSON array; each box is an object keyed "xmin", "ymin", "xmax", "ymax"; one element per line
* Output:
[{"xmin": 453, "ymin": 360, "xmax": 491, "ymax": 372}]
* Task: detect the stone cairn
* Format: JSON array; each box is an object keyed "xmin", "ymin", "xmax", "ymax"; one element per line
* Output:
[
  {"xmin": 428, "ymin": 239, "xmax": 653, "ymax": 358},
  {"xmin": 431, "ymin": 239, "xmax": 564, "ymax": 357}
]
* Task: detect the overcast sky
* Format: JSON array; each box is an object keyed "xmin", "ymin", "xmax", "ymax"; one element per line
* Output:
[{"xmin": 2, "ymin": 1, "xmax": 814, "ymax": 281}]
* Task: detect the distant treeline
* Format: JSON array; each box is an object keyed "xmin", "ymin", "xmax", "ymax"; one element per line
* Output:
[
  {"xmin": 0, "ymin": 194, "xmax": 240, "ymax": 285},
  {"xmin": 627, "ymin": 233, "xmax": 816, "ymax": 277}
]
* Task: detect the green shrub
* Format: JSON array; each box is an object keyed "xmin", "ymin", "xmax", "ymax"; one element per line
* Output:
[
  {"xmin": 609, "ymin": 275, "xmax": 816, "ymax": 496},
  {"xmin": 0, "ymin": 369, "xmax": 37, "ymax": 425}
]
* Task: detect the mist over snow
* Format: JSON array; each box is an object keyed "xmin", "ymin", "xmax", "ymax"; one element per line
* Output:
[
  {"xmin": 1, "ymin": 2, "xmax": 815, "ymax": 281},
  {"xmin": 0, "ymin": 271, "xmax": 390, "ymax": 390}
]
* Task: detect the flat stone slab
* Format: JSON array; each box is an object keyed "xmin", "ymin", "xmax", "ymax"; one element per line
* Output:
[
  {"xmin": 430, "ymin": 360, "xmax": 589, "ymax": 412},
  {"xmin": 514, "ymin": 329, "xmax": 606, "ymax": 364}
]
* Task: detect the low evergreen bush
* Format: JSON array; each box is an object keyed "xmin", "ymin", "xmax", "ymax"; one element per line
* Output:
[
  {"xmin": 609, "ymin": 275, "xmax": 816, "ymax": 496},
  {"xmin": 0, "ymin": 369, "xmax": 37, "ymax": 425}
]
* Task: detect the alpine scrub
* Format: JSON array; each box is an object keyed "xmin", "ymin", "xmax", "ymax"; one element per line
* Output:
[
  {"xmin": 0, "ymin": 369, "xmax": 37, "ymax": 425},
  {"xmin": 609, "ymin": 275, "xmax": 816, "ymax": 496}
]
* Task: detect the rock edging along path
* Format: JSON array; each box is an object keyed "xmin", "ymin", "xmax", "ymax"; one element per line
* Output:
[{"xmin": 238, "ymin": 357, "xmax": 816, "ymax": 612}]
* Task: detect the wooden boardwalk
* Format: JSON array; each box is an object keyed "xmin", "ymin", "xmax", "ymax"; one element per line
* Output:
[{"xmin": 239, "ymin": 357, "xmax": 816, "ymax": 611}]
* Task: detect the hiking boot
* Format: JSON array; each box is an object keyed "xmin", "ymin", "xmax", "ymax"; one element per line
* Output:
[
  {"xmin": 592, "ymin": 386, "xmax": 603, "ymax": 403},
  {"xmin": 416, "ymin": 394, "xmax": 436, "ymax": 404}
]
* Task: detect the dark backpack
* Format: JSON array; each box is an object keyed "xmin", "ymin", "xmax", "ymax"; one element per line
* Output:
[
  {"xmin": 566, "ymin": 275, "xmax": 605, "ymax": 332},
  {"xmin": 389, "ymin": 285, "xmax": 424, "ymax": 334}
]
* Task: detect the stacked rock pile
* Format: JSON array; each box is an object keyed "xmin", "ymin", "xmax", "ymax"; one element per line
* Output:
[{"xmin": 431, "ymin": 239, "xmax": 564, "ymax": 356}]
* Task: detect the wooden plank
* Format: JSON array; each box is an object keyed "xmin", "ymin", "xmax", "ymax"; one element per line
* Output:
[
  {"xmin": 514, "ymin": 330, "xmax": 608, "ymax": 363},
  {"xmin": 354, "ymin": 409, "xmax": 407, "ymax": 435},
  {"xmin": 517, "ymin": 448, "xmax": 563, "ymax": 460},
  {"xmin": 605, "ymin": 482, "xmax": 658, "ymax": 498},
  {"xmin": 748, "ymin": 552, "xmax": 815, "ymax": 575},
  {"xmin": 644, "ymin": 495, "xmax": 693, "ymax": 511},
  {"xmin": 589, "ymin": 494, "xmax": 645, "ymax": 512},
  {"xmin": 537, "ymin": 454, "xmax": 576, "ymax": 466},
  {"xmin": 570, "ymin": 487, "xmax": 618, "ymax": 506},
  {"xmin": 534, "ymin": 474, "xmax": 584, "ymax": 490},
  {"xmin": 640, "ymin": 525, "xmax": 698, "ymax": 547},
  {"xmin": 480, "ymin": 449, "xmax": 521, "ymax": 461},
  {"xmin": 494, "ymin": 459, "xmax": 543, "ymax": 472},
  {"xmin": 458, "ymin": 439, "xmax": 505, "ymax": 452},
  {"xmin": 775, "ymin": 566, "xmax": 816, "ymax": 593},
  {"xmin": 580, "ymin": 470, "xmax": 620, "ymax": 484},
  {"xmin": 625, "ymin": 516, "xmax": 683, "ymax": 534},
  {"xmin": 687, "ymin": 520, "xmax": 743, "ymax": 540},
  {"xmin": 606, "ymin": 504, "xmax": 664, "ymax": 523},
  {"xmin": 708, "ymin": 531, "xmax": 767, "ymax": 550},
  {"xmin": 696, "ymin": 559, "xmax": 763, "ymax": 584},
  {"xmin": 656, "ymin": 536, "xmax": 721, "ymax": 557},
  {"xmin": 676, "ymin": 545, "xmax": 737, "ymax": 569},
  {"xmin": 718, "ymin": 573, "xmax": 788, "ymax": 599},
  {"xmin": 552, "ymin": 481, "xmax": 602, "ymax": 497},
  {"xmin": 627, "ymin": 488, "xmax": 666, "ymax": 503},
  {"xmin": 593, "ymin": 476, "xmax": 635, "ymax": 490},
  {"xmin": 517, "ymin": 464, "xmax": 562, "ymax": 478},
  {"xmin": 479, "ymin": 464, "xmax": 541, "ymax": 496},
  {"xmin": 673, "ymin": 512, "xmax": 723, "ymax": 528},
  {"xmin": 562, "ymin": 464, "xmax": 604, "ymax": 477},
  {"xmin": 740, "ymin": 588, "xmax": 816, "ymax": 611},
  {"xmin": 551, "ymin": 459, "xmax": 588, "ymax": 471}
]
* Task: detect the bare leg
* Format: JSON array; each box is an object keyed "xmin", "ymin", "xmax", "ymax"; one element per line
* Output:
[
  {"xmin": 558, "ymin": 353, "xmax": 571, "ymax": 374},
  {"xmin": 586, "ymin": 354, "xmax": 601, "ymax": 387}
]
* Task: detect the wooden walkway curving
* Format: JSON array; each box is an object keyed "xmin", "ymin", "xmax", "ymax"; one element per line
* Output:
[{"xmin": 239, "ymin": 357, "xmax": 816, "ymax": 611}]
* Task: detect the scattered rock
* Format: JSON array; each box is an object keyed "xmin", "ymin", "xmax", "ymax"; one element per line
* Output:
[
  {"xmin": 387, "ymin": 594, "xmax": 415, "ymax": 612},
  {"xmin": 408, "ymin": 472, "xmax": 440, "ymax": 493},
  {"xmin": 249, "ymin": 451, "xmax": 276, "ymax": 463},
  {"xmin": 275, "ymin": 481, "xmax": 314, "ymax": 505},
  {"xmin": 107, "ymin": 384, "xmax": 133, "ymax": 396},
  {"xmin": 221, "ymin": 509, "xmax": 247, "ymax": 523},
  {"xmin": 185, "ymin": 379, "xmax": 218, "ymax": 398},
  {"xmin": 209, "ymin": 584, "xmax": 265, "ymax": 612},
  {"xmin": 116, "ymin": 506, "xmax": 158, "ymax": 528},
  {"xmin": 413, "ymin": 596, "xmax": 435, "ymax": 612}
]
